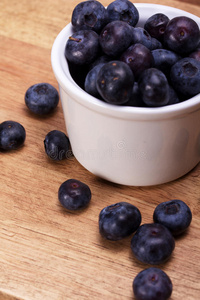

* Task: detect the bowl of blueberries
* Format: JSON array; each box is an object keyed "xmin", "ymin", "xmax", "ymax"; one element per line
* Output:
[{"xmin": 51, "ymin": 0, "xmax": 200, "ymax": 186}]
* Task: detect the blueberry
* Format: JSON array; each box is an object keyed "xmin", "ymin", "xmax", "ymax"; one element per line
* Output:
[
  {"xmin": 0, "ymin": 120, "xmax": 26, "ymax": 150},
  {"xmin": 131, "ymin": 223, "xmax": 175, "ymax": 265},
  {"xmin": 138, "ymin": 68, "xmax": 170, "ymax": 107},
  {"xmin": 170, "ymin": 57, "xmax": 200, "ymax": 97},
  {"xmin": 144, "ymin": 13, "xmax": 170, "ymax": 42},
  {"xmin": 164, "ymin": 16, "xmax": 200, "ymax": 55},
  {"xmin": 120, "ymin": 43, "xmax": 154, "ymax": 80},
  {"xmin": 25, "ymin": 83, "xmax": 59, "ymax": 115},
  {"xmin": 71, "ymin": 0, "xmax": 108, "ymax": 33},
  {"xmin": 89, "ymin": 55, "xmax": 111, "ymax": 70},
  {"xmin": 44, "ymin": 130, "xmax": 71, "ymax": 161},
  {"xmin": 189, "ymin": 47, "xmax": 200, "ymax": 62},
  {"xmin": 123, "ymin": 82, "xmax": 145, "ymax": 107},
  {"xmin": 99, "ymin": 202, "xmax": 141, "ymax": 241},
  {"xmin": 84, "ymin": 63, "xmax": 105, "ymax": 98},
  {"xmin": 65, "ymin": 30, "xmax": 100, "ymax": 65},
  {"xmin": 153, "ymin": 199, "xmax": 192, "ymax": 236},
  {"xmin": 58, "ymin": 179, "xmax": 91, "ymax": 211},
  {"xmin": 99, "ymin": 20, "xmax": 133, "ymax": 57},
  {"xmin": 150, "ymin": 37, "xmax": 163, "ymax": 50},
  {"xmin": 151, "ymin": 49, "xmax": 181, "ymax": 78},
  {"xmin": 167, "ymin": 86, "xmax": 180, "ymax": 105},
  {"xmin": 96, "ymin": 60, "xmax": 134, "ymax": 105},
  {"xmin": 131, "ymin": 27, "xmax": 152, "ymax": 50},
  {"xmin": 107, "ymin": 0, "xmax": 139, "ymax": 27},
  {"xmin": 133, "ymin": 267, "xmax": 173, "ymax": 300}
]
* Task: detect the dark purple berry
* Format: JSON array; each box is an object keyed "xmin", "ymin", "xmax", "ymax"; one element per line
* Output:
[
  {"xmin": 164, "ymin": 16, "xmax": 200, "ymax": 55},
  {"xmin": 65, "ymin": 30, "xmax": 100, "ymax": 65},
  {"xmin": 189, "ymin": 48, "xmax": 200, "ymax": 62},
  {"xmin": 99, "ymin": 20, "xmax": 133, "ymax": 57},
  {"xmin": 96, "ymin": 60, "xmax": 134, "ymax": 105},
  {"xmin": 167, "ymin": 86, "xmax": 180, "ymax": 105},
  {"xmin": 25, "ymin": 83, "xmax": 59, "ymax": 115},
  {"xmin": 89, "ymin": 55, "xmax": 111, "ymax": 70},
  {"xmin": 131, "ymin": 223, "xmax": 175, "ymax": 265},
  {"xmin": 84, "ymin": 63, "xmax": 105, "ymax": 98},
  {"xmin": 123, "ymin": 82, "xmax": 145, "ymax": 107},
  {"xmin": 131, "ymin": 27, "xmax": 152, "ymax": 50},
  {"xmin": 138, "ymin": 68, "xmax": 170, "ymax": 107},
  {"xmin": 151, "ymin": 49, "xmax": 181, "ymax": 78},
  {"xmin": 150, "ymin": 37, "xmax": 163, "ymax": 50},
  {"xmin": 0, "ymin": 120, "xmax": 26, "ymax": 150},
  {"xmin": 71, "ymin": 0, "xmax": 108, "ymax": 33},
  {"xmin": 58, "ymin": 179, "xmax": 91, "ymax": 211},
  {"xmin": 107, "ymin": 0, "xmax": 139, "ymax": 27},
  {"xmin": 144, "ymin": 13, "xmax": 170, "ymax": 42},
  {"xmin": 133, "ymin": 267, "xmax": 173, "ymax": 300},
  {"xmin": 99, "ymin": 202, "xmax": 141, "ymax": 241},
  {"xmin": 153, "ymin": 199, "xmax": 192, "ymax": 236},
  {"xmin": 44, "ymin": 130, "xmax": 71, "ymax": 161},
  {"xmin": 120, "ymin": 43, "xmax": 154, "ymax": 80},
  {"xmin": 170, "ymin": 57, "xmax": 200, "ymax": 97}
]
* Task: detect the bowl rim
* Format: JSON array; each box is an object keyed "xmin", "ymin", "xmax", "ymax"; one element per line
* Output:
[{"xmin": 51, "ymin": 3, "xmax": 200, "ymax": 121}]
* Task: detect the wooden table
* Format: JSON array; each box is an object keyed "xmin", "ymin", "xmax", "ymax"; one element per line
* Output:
[{"xmin": 0, "ymin": 0, "xmax": 200, "ymax": 299}]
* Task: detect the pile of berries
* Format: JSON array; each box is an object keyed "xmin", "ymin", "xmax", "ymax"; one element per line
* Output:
[{"xmin": 65, "ymin": 0, "xmax": 200, "ymax": 107}]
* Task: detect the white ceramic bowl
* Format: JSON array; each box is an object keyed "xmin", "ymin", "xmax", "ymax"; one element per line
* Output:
[{"xmin": 51, "ymin": 3, "xmax": 200, "ymax": 186}]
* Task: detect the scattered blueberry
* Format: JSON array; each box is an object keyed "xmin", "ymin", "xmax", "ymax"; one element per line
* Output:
[
  {"xmin": 58, "ymin": 179, "xmax": 91, "ymax": 211},
  {"xmin": 99, "ymin": 202, "xmax": 141, "ymax": 241},
  {"xmin": 0, "ymin": 120, "xmax": 26, "ymax": 150},
  {"xmin": 44, "ymin": 130, "xmax": 71, "ymax": 161},
  {"xmin": 71, "ymin": 0, "xmax": 108, "ymax": 33},
  {"xmin": 107, "ymin": 0, "xmax": 139, "ymax": 27},
  {"xmin": 25, "ymin": 83, "xmax": 59, "ymax": 115},
  {"xmin": 153, "ymin": 199, "xmax": 192, "ymax": 236},
  {"xmin": 138, "ymin": 68, "xmax": 170, "ymax": 107},
  {"xmin": 170, "ymin": 57, "xmax": 200, "ymax": 97},
  {"xmin": 131, "ymin": 223, "xmax": 175, "ymax": 265},
  {"xmin": 133, "ymin": 267, "xmax": 173, "ymax": 300},
  {"xmin": 65, "ymin": 30, "xmax": 100, "ymax": 65},
  {"xmin": 96, "ymin": 60, "xmax": 134, "ymax": 104}
]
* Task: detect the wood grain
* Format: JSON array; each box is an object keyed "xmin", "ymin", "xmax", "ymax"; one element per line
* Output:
[{"xmin": 0, "ymin": 1, "xmax": 200, "ymax": 299}]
